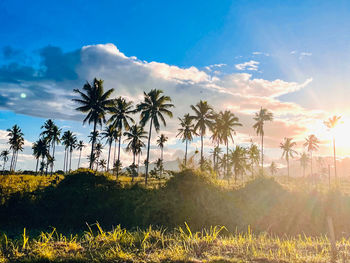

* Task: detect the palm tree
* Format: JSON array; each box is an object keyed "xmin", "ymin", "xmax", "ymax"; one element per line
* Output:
[
  {"xmin": 299, "ymin": 152, "xmax": 309, "ymax": 177},
  {"xmin": 219, "ymin": 110, "xmax": 242, "ymax": 178},
  {"xmin": 101, "ymin": 124, "xmax": 116, "ymax": 171},
  {"xmin": 303, "ymin": 134, "xmax": 320, "ymax": 178},
  {"xmin": 99, "ymin": 159, "xmax": 107, "ymax": 172},
  {"xmin": 61, "ymin": 130, "xmax": 75, "ymax": 173},
  {"xmin": 108, "ymin": 97, "xmax": 134, "ymax": 178},
  {"xmin": 76, "ymin": 140, "xmax": 85, "ymax": 169},
  {"xmin": 32, "ymin": 138, "xmax": 50, "ymax": 175},
  {"xmin": 136, "ymin": 89, "xmax": 174, "ymax": 184},
  {"xmin": 177, "ymin": 114, "xmax": 197, "ymax": 166},
  {"xmin": 72, "ymin": 78, "xmax": 115, "ymax": 169},
  {"xmin": 68, "ymin": 134, "xmax": 77, "ymax": 172},
  {"xmin": 247, "ymin": 143, "xmax": 260, "ymax": 177},
  {"xmin": 156, "ymin": 134, "xmax": 168, "ymax": 177},
  {"xmin": 253, "ymin": 107, "xmax": 273, "ymax": 175},
  {"xmin": 269, "ymin": 161, "xmax": 277, "ymax": 176},
  {"xmin": 210, "ymin": 146, "xmax": 222, "ymax": 174},
  {"xmin": 7, "ymin": 125, "xmax": 24, "ymax": 172},
  {"xmin": 230, "ymin": 146, "xmax": 248, "ymax": 183},
  {"xmin": 280, "ymin": 137, "xmax": 298, "ymax": 179},
  {"xmin": 190, "ymin": 100, "xmax": 214, "ymax": 169},
  {"xmin": 95, "ymin": 142, "xmax": 103, "ymax": 170},
  {"xmin": 124, "ymin": 125, "xmax": 148, "ymax": 182},
  {"xmin": 135, "ymin": 139, "xmax": 145, "ymax": 176},
  {"xmin": 41, "ymin": 119, "xmax": 61, "ymax": 174},
  {"xmin": 0, "ymin": 150, "xmax": 10, "ymax": 174},
  {"xmin": 324, "ymin": 116, "xmax": 341, "ymax": 180}
]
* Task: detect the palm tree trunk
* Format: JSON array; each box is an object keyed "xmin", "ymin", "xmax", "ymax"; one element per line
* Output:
[
  {"xmin": 287, "ymin": 157, "xmax": 290, "ymax": 179},
  {"xmin": 107, "ymin": 142, "xmax": 112, "ymax": 171},
  {"xmin": 69, "ymin": 149, "xmax": 72, "ymax": 172},
  {"xmin": 160, "ymin": 147, "xmax": 164, "ymax": 177},
  {"xmin": 63, "ymin": 148, "xmax": 66, "ymax": 173},
  {"xmin": 35, "ymin": 158, "xmax": 39, "ymax": 174},
  {"xmin": 185, "ymin": 139, "xmax": 188, "ymax": 166},
  {"xmin": 200, "ymin": 134, "xmax": 204, "ymax": 170},
  {"xmin": 145, "ymin": 118, "xmax": 153, "ymax": 185},
  {"xmin": 51, "ymin": 142, "xmax": 55, "ymax": 175},
  {"xmin": 90, "ymin": 120, "xmax": 97, "ymax": 169},
  {"xmin": 226, "ymin": 143, "xmax": 229, "ymax": 179},
  {"xmin": 78, "ymin": 149, "xmax": 82, "ymax": 169},
  {"xmin": 3, "ymin": 160, "xmax": 6, "ymax": 174},
  {"xmin": 333, "ymin": 137, "xmax": 337, "ymax": 182},
  {"xmin": 137, "ymin": 153, "xmax": 140, "ymax": 176},
  {"xmin": 261, "ymin": 134, "xmax": 264, "ymax": 176},
  {"xmin": 117, "ymin": 133, "xmax": 122, "ymax": 179},
  {"xmin": 10, "ymin": 149, "xmax": 15, "ymax": 172},
  {"xmin": 113, "ymin": 138, "xmax": 117, "ymax": 175},
  {"xmin": 310, "ymin": 151, "xmax": 313, "ymax": 178},
  {"xmin": 132, "ymin": 152, "xmax": 136, "ymax": 182}
]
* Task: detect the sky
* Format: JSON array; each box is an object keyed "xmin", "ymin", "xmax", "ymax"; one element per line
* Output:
[{"xmin": 1, "ymin": 0, "xmax": 350, "ymax": 171}]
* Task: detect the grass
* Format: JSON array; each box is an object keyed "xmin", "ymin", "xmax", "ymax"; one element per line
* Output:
[{"xmin": 0, "ymin": 223, "xmax": 348, "ymax": 263}]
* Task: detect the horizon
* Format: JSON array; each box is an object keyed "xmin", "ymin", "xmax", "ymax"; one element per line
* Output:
[{"xmin": 1, "ymin": 1, "xmax": 350, "ymax": 175}]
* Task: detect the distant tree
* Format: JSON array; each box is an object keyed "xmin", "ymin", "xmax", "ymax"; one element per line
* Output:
[
  {"xmin": 99, "ymin": 159, "xmax": 107, "ymax": 172},
  {"xmin": 72, "ymin": 78, "xmax": 115, "ymax": 169},
  {"xmin": 0, "ymin": 150, "xmax": 10, "ymax": 174},
  {"xmin": 210, "ymin": 146, "xmax": 222, "ymax": 174},
  {"xmin": 269, "ymin": 161, "xmax": 277, "ymax": 176},
  {"xmin": 253, "ymin": 107, "xmax": 273, "ymax": 175},
  {"xmin": 177, "ymin": 114, "xmax": 197, "ymax": 166},
  {"xmin": 108, "ymin": 97, "xmax": 134, "ymax": 178},
  {"xmin": 61, "ymin": 130, "xmax": 76, "ymax": 173},
  {"xmin": 101, "ymin": 124, "xmax": 116, "ymax": 171},
  {"xmin": 32, "ymin": 138, "xmax": 50, "ymax": 175},
  {"xmin": 41, "ymin": 119, "xmax": 61, "ymax": 174},
  {"xmin": 299, "ymin": 152, "xmax": 309, "ymax": 177},
  {"xmin": 7, "ymin": 125, "xmax": 24, "ymax": 172},
  {"xmin": 156, "ymin": 134, "xmax": 168, "ymax": 177},
  {"xmin": 230, "ymin": 146, "xmax": 248, "ymax": 183},
  {"xmin": 76, "ymin": 140, "xmax": 85, "ymax": 169},
  {"xmin": 190, "ymin": 100, "xmax": 214, "ymax": 169},
  {"xmin": 280, "ymin": 137, "xmax": 298, "ymax": 178},
  {"xmin": 136, "ymin": 89, "xmax": 174, "ymax": 184},
  {"xmin": 303, "ymin": 134, "xmax": 320, "ymax": 177},
  {"xmin": 247, "ymin": 143, "xmax": 260, "ymax": 177},
  {"xmin": 324, "ymin": 115, "xmax": 341, "ymax": 180},
  {"xmin": 95, "ymin": 142, "xmax": 103, "ymax": 170}
]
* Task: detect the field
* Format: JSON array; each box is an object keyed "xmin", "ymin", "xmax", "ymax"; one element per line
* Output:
[{"xmin": 1, "ymin": 169, "xmax": 350, "ymax": 262}]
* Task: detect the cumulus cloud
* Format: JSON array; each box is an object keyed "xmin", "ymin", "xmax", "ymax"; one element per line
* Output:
[
  {"xmin": 0, "ymin": 43, "xmax": 320, "ymax": 169},
  {"xmin": 235, "ymin": 60, "xmax": 259, "ymax": 71}
]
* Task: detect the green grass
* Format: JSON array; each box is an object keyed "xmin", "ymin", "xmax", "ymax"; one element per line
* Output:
[{"xmin": 0, "ymin": 223, "xmax": 347, "ymax": 263}]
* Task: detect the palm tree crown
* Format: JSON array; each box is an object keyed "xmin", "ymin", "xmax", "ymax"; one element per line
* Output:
[{"xmin": 7, "ymin": 124, "xmax": 24, "ymax": 172}]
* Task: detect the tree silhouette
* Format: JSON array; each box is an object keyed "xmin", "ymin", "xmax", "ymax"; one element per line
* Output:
[
  {"xmin": 247, "ymin": 143, "xmax": 260, "ymax": 178},
  {"xmin": 177, "ymin": 114, "xmax": 197, "ymax": 167},
  {"xmin": 72, "ymin": 78, "xmax": 114, "ymax": 169},
  {"xmin": 230, "ymin": 146, "xmax": 248, "ymax": 183},
  {"xmin": 102, "ymin": 124, "xmax": 116, "ymax": 171},
  {"xmin": 32, "ymin": 138, "xmax": 50, "ymax": 175},
  {"xmin": 0, "ymin": 150, "xmax": 9, "ymax": 174},
  {"xmin": 108, "ymin": 97, "xmax": 134, "ymax": 178},
  {"xmin": 299, "ymin": 152, "xmax": 309, "ymax": 178},
  {"xmin": 253, "ymin": 107, "xmax": 273, "ymax": 175},
  {"xmin": 190, "ymin": 100, "xmax": 214, "ymax": 170},
  {"xmin": 156, "ymin": 134, "xmax": 168, "ymax": 177},
  {"xmin": 7, "ymin": 125, "xmax": 24, "ymax": 172},
  {"xmin": 303, "ymin": 134, "xmax": 320, "ymax": 178},
  {"xmin": 76, "ymin": 140, "xmax": 85, "ymax": 169},
  {"xmin": 324, "ymin": 115, "xmax": 341, "ymax": 181},
  {"xmin": 280, "ymin": 137, "xmax": 297, "ymax": 179},
  {"xmin": 136, "ymin": 89, "xmax": 174, "ymax": 184},
  {"xmin": 41, "ymin": 119, "xmax": 61, "ymax": 175}
]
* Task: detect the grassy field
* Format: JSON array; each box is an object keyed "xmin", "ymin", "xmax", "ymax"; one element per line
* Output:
[{"xmin": 2, "ymin": 170, "xmax": 350, "ymax": 262}]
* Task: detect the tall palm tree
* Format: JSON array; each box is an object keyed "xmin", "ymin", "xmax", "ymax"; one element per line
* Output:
[
  {"xmin": 32, "ymin": 138, "xmax": 50, "ymax": 175},
  {"xmin": 41, "ymin": 119, "xmax": 61, "ymax": 175},
  {"xmin": 303, "ymin": 134, "xmax": 320, "ymax": 178},
  {"xmin": 299, "ymin": 152, "xmax": 309, "ymax": 177},
  {"xmin": 108, "ymin": 97, "xmax": 134, "ymax": 178},
  {"xmin": 95, "ymin": 142, "xmax": 103, "ymax": 171},
  {"xmin": 7, "ymin": 125, "xmax": 24, "ymax": 172},
  {"xmin": 135, "ymin": 139, "xmax": 145, "ymax": 176},
  {"xmin": 219, "ymin": 110, "xmax": 242, "ymax": 178},
  {"xmin": 177, "ymin": 114, "xmax": 197, "ymax": 166},
  {"xmin": 280, "ymin": 137, "xmax": 298, "ymax": 179},
  {"xmin": 76, "ymin": 140, "xmax": 85, "ymax": 169},
  {"xmin": 324, "ymin": 116, "xmax": 341, "ymax": 180},
  {"xmin": 136, "ymin": 89, "xmax": 174, "ymax": 184},
  {"xmin": 247, "ymin": 143, "xmax": 260, "ymax": 177},
  {"xmin": 72, "ymin": 78, "xmax": 115, "ymax": 169},
  {"xmin": 210, "ymin": 146, "xmax": 222, "ymax": 174},
  {"xmin": 124, "ymin": 125, "xmax": 148, "ymax": 181},
  {"xmin": 156, "ymin": 134, "xmax": 168, "ymax": 177},
  {"xmin": 230, "ymin": 146, "xmax": 248, "ymax": 183},
  {"xmin": 253, "ymin": 107, "xmax": 273, "ymax": 175},
  {"xmin": 61, "ymin": 130, "xmax": 75, "ymax": 173},
  {"xmin": 0, "ymin": 150, "xmax": 9, "ymax": 174},
  {"xmin": 190, "ymin": 100, "xmax": 214, "ymax": 169},
  {"xmin": 101, "ymin": 124, "xmax": 116, "ymax": 171},
  {"xmin": 68, "ymin": 134, "xmax": 77, "ymax": 172}
]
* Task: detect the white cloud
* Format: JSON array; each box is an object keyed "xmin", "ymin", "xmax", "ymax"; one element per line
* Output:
[{"xmin": 235, "ymin": 60, "xmax": 260, "ymax": 71}]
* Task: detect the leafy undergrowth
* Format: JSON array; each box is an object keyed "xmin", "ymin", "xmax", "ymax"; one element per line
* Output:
[{"xmin": 0, "ymin": 223, "xmax": 347, "ymax": 263}]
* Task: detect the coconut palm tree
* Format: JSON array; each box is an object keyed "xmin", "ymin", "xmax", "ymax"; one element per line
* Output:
[
  {"xmin": 299, "ymin": 152, "xmax": 309, "ymax": 177},
  {"xmin": 269, "ymin": 161, "xmax": 277, "ymax": 176},
  {"xmin": 61, "ymin": 130, "xmax": 75, "ymax": 173},
  {"xmin": 247, "ymin": 143, "xmax": 260, "ymax": 177},
  {"xmin": 101, "ymin": 124, "xmax": 116, "ymax": 171},
  {"xmin": 68, "ymin": 134, "xmax": 77, "ymax": 172},
  {"xmin": 324, "ymin": 116, "xmax": 341, "ymax": 180},
  {"xmin": 1, "ymin": 150, "xmax": 9, "ymax": 174},
  {"xmin": 210, "ymin": 114, "xmax": 222, "ymax": 172},
  {"xmin": 190, "ymin": 100, "xmax": 214, "ymax": 169},
  {"xmin": 253, "ymin": 107, "xmax": 273, "ymax": 175},
  {"xmin": 136, "ymin": 89, "xmax": 174, "ymax": 184},
  {"xmin": 156, "ymin": 134, "xmax": 168, "ymax": 177},
  {"xmin": 219, "ymin": 110, "xmax": 242, "ymax": 178},
  {"xmin": 177, "ymin": 114, "xmax": 197, "ymax": 166},
  {"xmin": 72, "ymin": 78, "xmax": 115, "ymax": 169},
  {"xmin": 76, "ymin": 140, "xmax": 85, "ymax": 169},
  {"xmin": 124, "ymin": 125, "xmax": 148, "ymax": 182},
  {"xmin": 108, "ymin": 97, "xmax": 134, "ymax": 178},
  {"xmin": 99, "ymin": 159, "xmax": 107, "ymax": 172},
  {"xmin": 280, "ymin": 137, "xmax": 298, "ymax": 179},
  {"xmin": 210, "ymin": 146, "xmax": 222, "ymax": 174},
  {"xmin": 32, "ymin": 138, "xmax": 50, "ymax": 175},
  {"xmin": 303, "ymin": 134, "xmax": 320, "ymax": 178},
  {"xmin": 230, "ymin": 146, "xmax": 248, "ymax": 183},
  {"xmin": 135, "ymin": 139, "xmax": 145, "ymax": 176},
  {"xmin": 7, "ymin": 125, "xmax": 24, "ymax": 172},
  {"xmin": 95, "ymin": 142, "xmax": 103, "ymax": 171}
]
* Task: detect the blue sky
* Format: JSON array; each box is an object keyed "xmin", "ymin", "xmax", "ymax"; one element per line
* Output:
[{"xmin": 1, "ymin": 0, "xmax": 350, "ymax": 170}]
